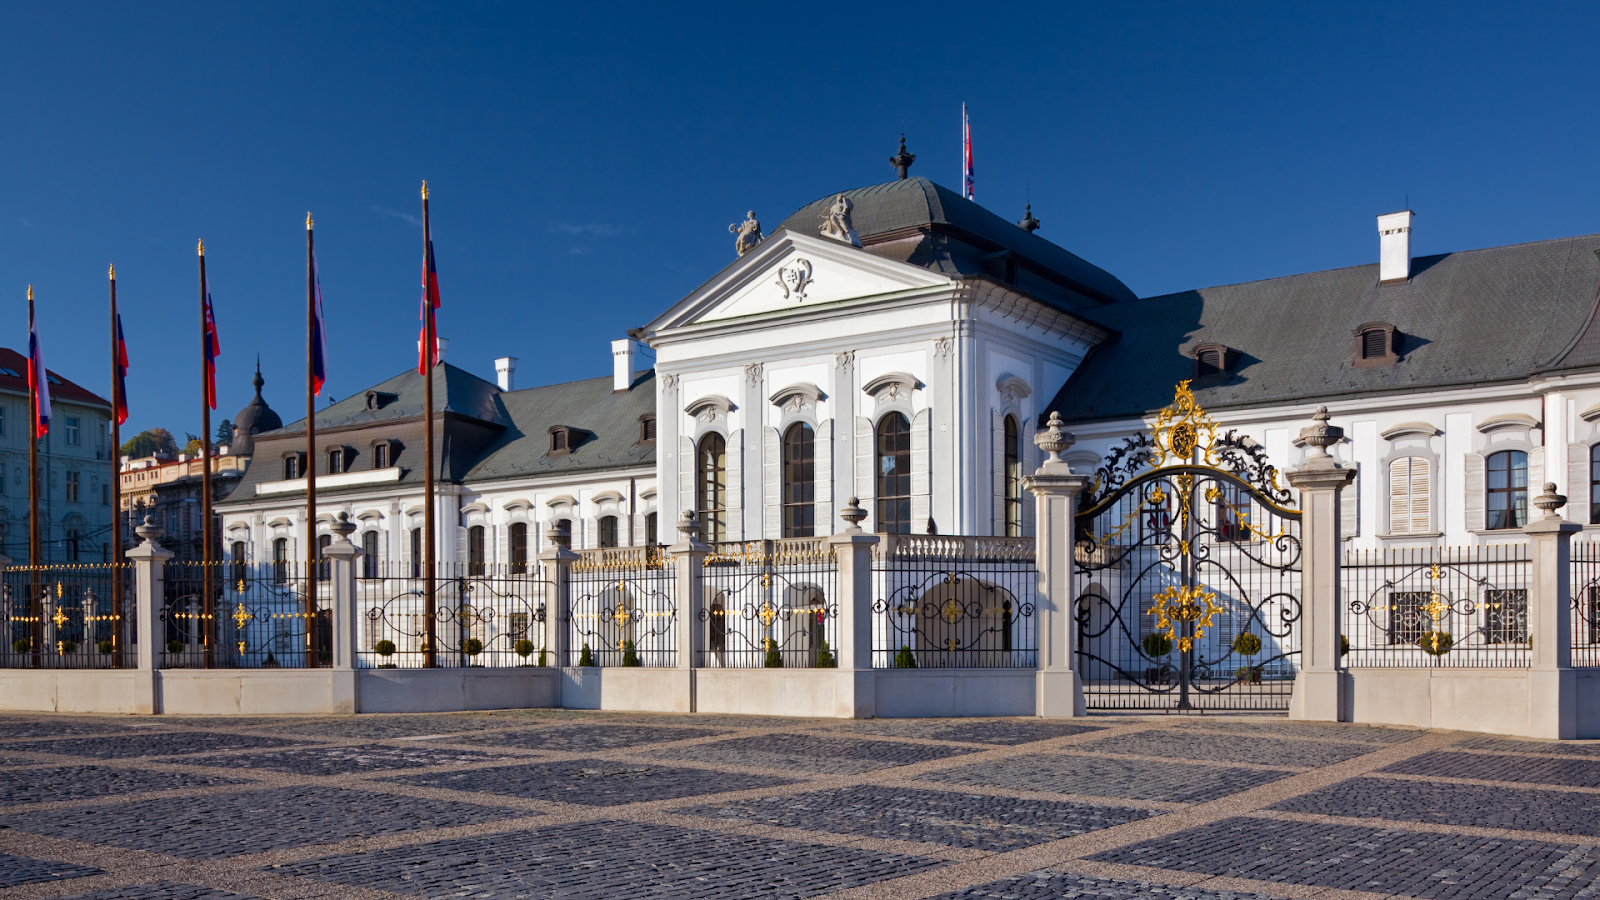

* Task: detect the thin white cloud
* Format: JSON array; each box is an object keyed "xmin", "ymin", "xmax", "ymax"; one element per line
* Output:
[{"xmin": 372, "ymin": 206, "xmax": 422, "ymax": 227}]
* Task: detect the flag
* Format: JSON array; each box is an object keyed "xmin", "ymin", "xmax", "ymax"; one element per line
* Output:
[
  {"xmin": 418, "ymin": 239, "xmax": 441, "ymax": 374},
  {"xmin": 203, "ymin": 287, "xmax": 221, "ymax": 410},
  {"xmin": 114, "ymin": 313, "xmax": 129, "ymax": 425},
  {"xmin": 27, "ymin": 305, "xmax": 50, "ymax": 439},
  {"xmin": 962, "ymin": 104, "xmax": 974, "ymax": 201},
  {"xmin": 310, "ymin": 249, "xmax": 327, "ymax": 395}
]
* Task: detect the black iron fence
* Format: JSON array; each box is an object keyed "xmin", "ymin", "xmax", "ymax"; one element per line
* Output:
[
  {"xmin": 1572, "ymin": 540, "xmax": 1600, "ymax": 668},
  {"xmin": 1, "ymin": 564, "xmax": 130, "ymax": 669},
  {"xmin": 164, "ymin": 561, "xmax": 324, "ymax": 668},
  {"xmin": 360, "ymin": 562, "xmax": 549, "ymax": 668},
  {"xmin": 1343, "ymin": 545, "xmax": 1532, "ymax": 668},
  {"xmin": 871, "ymin": 535, "xmax": 1036, "ymax": 669},
  {"xmin": 702, "ymin": 539, "xmax": 836, "ymax": 668},
  {"xmin": 572, "ymin": 546, "xmax": 676, "ymax": 667}
]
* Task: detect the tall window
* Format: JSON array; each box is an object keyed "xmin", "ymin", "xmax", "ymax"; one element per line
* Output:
[
  {"xmin": 65, "ymin": 471, "xmax": 79, "ymax": 502},
  {"xmin": 0, "ymin": 462, "xmax": 5, "ymax": 494},
  {"xmin": 230, "ymin": 541, "xmax": 246, "ymax": 585},
  {"xmin": 65, "ymin": 417, "xmax": 79, "ymax": 445},
  {"xmin": 373, "ymin": 443, "xmax": 390, "ymax": 468},
  {"xmin": 1390, "ymin": 457, "xmax": 1431, "ymax": 534},
  {"xmin": 102, "ymin": 483, "xmax": 108, "ymax": 505},
  {"xmin": 1590, "ymin": 444, "xmax": 1600, "ymax": 525},
  {"xmin": 598, "ymin": 516, "xmax": 619, "ymax": 548},
  {"xmin": 645, "ymin": 512, "xmax": 658, "ymax": 546},
  {"xmin": 67, "ymin": 528, "xmax": 80, "ymax": 561},
  {"xmin": 284, "ymin": 456, "xmax": 299, "ymax": 480},
  {"xmin": 1486, "ymin": 450, "xmax": 1529, "ymax": 530},
  {"xmin": 361, "ymin": 531, "xmax": 378, "ymax": 578},
  {"xmin": 410, "ymin": 527, "xmax": 422, "ymax": 577},
  {"xmin": 783, "ymin": 423, "xmax": 815, "ymax": 538},
  {"xmin": 697, "ymin": 433, "xmax": 727, "ymax": 543},
  {"xmin": 273, "ymin": 537, "xmax": 289, "ymax": 584},
  {"xmin": 1213, "ymin": 481, "xmax": 1247, "ymax": 541},
  {"xmin": 468, "ymin": 525, "xmax": 485, "ymax": 575},
  {"xmin": 509, "ymin": 522, "xmax": 528, "ymax": 574},
  {"xmin": 876, "ymin": 413, "xmax": 912, "ymax": 534},
  {"xmin": 317, "ymin": 534, "xmax": 332, "ymax": 580},
  {"xmin": 1003, "ymin": 416, "xmax": 1022, "ymax": 537},
  {"xmin": 328, "ymin": 449, "xmax": 344, "ymax": 474}
]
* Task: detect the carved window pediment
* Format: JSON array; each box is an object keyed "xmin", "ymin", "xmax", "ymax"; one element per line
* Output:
[
  {"xmin": 861, "ymin": 372, "xmax": 923, "ymax": 403},
  {"xmin": 996, "ymin": 374, "xmax": 1032, "ymax": 406},
  {"xmin": 685, "ymin": 394, "xmax": 736, "ymax": 425},
  {"xmin": 769, "ymin": 382, "xmax": 827, "ymax": 415}
]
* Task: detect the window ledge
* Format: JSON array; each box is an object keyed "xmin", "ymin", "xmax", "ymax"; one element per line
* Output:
[
  {"xmin": 1378, "ymin": 531, "xmax": 1443, "ymax": 540},
  {"xmin": 256, "ymin": 467, "xmax": 401, "ymax": 496}
]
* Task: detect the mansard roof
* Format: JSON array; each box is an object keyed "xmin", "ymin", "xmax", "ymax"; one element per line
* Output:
[
  {"xmin": 0, "ymin": 348, "xmax": 109, "ymax": 409},
  {"xmin": 776, "ymin": 177, "xmax": 1137, "ymax": 309},
  {"xmin": 1047, "ymin": 232, "xmax": 1600, "ymax": 423},
  {"xmin": 464, "ymin": 371, "xmax": 655, "ymax": 482},
  {"xmin": 272, "ymin": 363, "xmax": 508, "ymax": 433}
]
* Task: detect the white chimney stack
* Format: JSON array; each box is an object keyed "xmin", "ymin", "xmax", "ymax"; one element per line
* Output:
[
  {"xmin": 612, "ymin": 338, "xmax": 639, "ymax": 392},
  {"xmin": 495, "ymin": 357, "xmax": 518, "ymax": 391},
  {"xmin": 415, "ymin": 337, "xmax": 449, "ymax": 363},
  {"xmin": 1377, "ymin": 210, "xmax": 1413, "ymax": 284}
]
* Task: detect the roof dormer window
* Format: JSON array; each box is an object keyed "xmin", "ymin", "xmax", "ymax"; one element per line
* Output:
[
  {"xmin": 1192, "ymin": 342, "xmax": 1232, "ymax": 379},
  {"xmin": 548, "ymin": 426, "xmax": 572, "ymax": 457},
  {"xmin": 1353, "ymin": 322, "xmax": 1399, "ymax": 368},
  {"xmin": 639, "ymin": 414, "xmax": 657, "ymax": 444}
]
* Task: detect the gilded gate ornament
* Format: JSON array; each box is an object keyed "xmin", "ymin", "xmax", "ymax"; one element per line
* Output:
[{"xmin": 1148, "ymin": 584, "xmax": 1224, "ymax": 653}]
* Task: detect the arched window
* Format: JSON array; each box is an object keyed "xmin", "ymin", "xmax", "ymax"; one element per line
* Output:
[
  {"xmin": 697, "ymin": 433, "xmax": 727, "ymax": 543},
  {"xmin": 410, "ymin": 527, "xmax": 422, "ymax": 578},
  {"xmin": 66, "ymin": 528, "xmax": 80, "ymax": 561},
  {"xmin": 317, "ymin": 533, "xmax": 332, "ymax": 580},
  {"xmin": 361, "ymin": 531, "xmax": 378, "ymax": 579},
  {"xmin": 645, "ymin": 512, "xmax": 658, "ymax": 547},
  {"xmin": 783, "ymin": 423, "xmax": 815, "ymax": 538},
  {"xmin": 598, "ymin": 515, "xmax": 619, "ymax": 548},
  {"xmin": 283, "ymin": 456, "xmax": 298, "ymax": 480},
  {"xmin": 272, "ymin": 537, "xmax": 289, "ymax": 584},
  {"xmin": 328, "ymin": 448, "xmax": 344, "ymax": 475},
  {"xmin": 1003, "ymin": 415, "xmax": 1022, "ymax": 537},
  {"xmin": 230, "ymin": 540, "xmax": 247, "ymax": 585},
  {"xmin": 1389, "ymin": 457, "xmax": 1431, "ymax": 534},
  {"xmin": 467, "ymin": 525, "xmax": 485, "ymax": 575},
  {"xmin": 1590, "ymin": 444, "xmax": 1600, "ymax": 525},
  {"xmin": 876, "ymin": 413, "xmax": 912, "ymax": 534},
  {"xmin": 1486, "ymin": 450, "xmax": 1529, "ymax": 530},
  {"xmin": 509, "ymin": 522, "xmax": 528, "ymax": 574}
]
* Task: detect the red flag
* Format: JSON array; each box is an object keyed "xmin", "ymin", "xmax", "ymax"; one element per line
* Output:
[
  {"xmin": 418, "ymin": 239, "xmax": 441, "ymax": 374},
  {"xmin": 115, "ymin": 313, "xmax": 129, "ymax": 425},
  {"xmin": 27, "ymin": 289, "xmax": 51, "ymax": 439},
  {"xmin": 203, "ymin": 289, "xmax": 221, "ymax": 410}
]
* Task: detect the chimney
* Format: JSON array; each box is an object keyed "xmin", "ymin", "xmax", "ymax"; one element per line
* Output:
[
  {"xmin": 495, "ymin": 357, "xmax": 518, "ymax": 391},
  {"xmin": 612, "ymin": 338, "xmax": 638, "ymax": 392},
  {"xmin": 415, "ymin": 337, "xmax": 449, "ymax": 363},
  {"xmin": 1377, "ymin": 210, "xmax": 1413, "ymax": 284}
]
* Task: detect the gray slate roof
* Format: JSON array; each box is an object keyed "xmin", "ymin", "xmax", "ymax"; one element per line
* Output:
[
  {"xmin": 776, "ymin": 177, "xmax": 1137, "ymax": 307},
  {"xmin": 1046, "ymin": 233, "xmax": 1600, "ymax": 423},
  {"xmin": 464, "ymin": 372, "xmax": 656, "ymax": 482}
]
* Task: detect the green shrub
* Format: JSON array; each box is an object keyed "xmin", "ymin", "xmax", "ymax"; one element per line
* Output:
[
  {"xmin": 1141, "ymin": 633, "xmax": 1172, "ymax": 658},
  {"xmin": 763, "ymin": 642, "xmax": 783, "ymax": 668},
  {"xmin": 815, "ymin": 639, "xmax": 836, "ymax": 668},
  {"xmin": 1340, "ymin": 634, "xmax": 1349, "ymax": 657},
  {"xmin": 59, "ymin": 640, "xmax": 77, "ymax": 654},
  {"xmin": 166, "ymin": 639, "xmax": 184, "ymax": 654},
  {"xmin": 98, "ymin": 639, "xmax": 114, "ymax": 654},
  {"xmin": 622, "ymin": 640, "xmax": 641, "ymax": 667},
  {"xmin": 514, "ymin": 639, "xmax": 535, "ymax": 659},
  {"xmin": 463, "ymin": 638, "xmax": 484, "ymax": 657},
  {"xmin": 1418, "ymin": 631, "xmax": 1454, "ymax": 656},
  {"xmin": 1234, "ymin": 665, "xmax": 1262, "ymax": 684},
  {"xmin": 893, "ymin": 645, "xmax": 917, "ymax": 668},
  {"xmin": 1232, "ymin": 632, "xmax": 1262, "ymax": 656},
  {"xmin": 537, "ymin": 647, "xmax": 548, "ymax": 667},
  {"xmin": 13, "ymin": 638, "xmax": 30, "ymax": 653},
  {"xmin": 578, "ymin": 643, "xmax": 595, "ymax": 667},
  {"xmin": 374, "ymin": 639, "xmax": 397, "ymax": 657},
  {"xmin": 263, "ymin": 652, "xmax": 279, "ymax": 667}
]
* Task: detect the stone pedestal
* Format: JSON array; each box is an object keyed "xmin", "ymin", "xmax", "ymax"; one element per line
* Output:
[
  {"xmin": 323, "ymin": 512, "xmax": 360, "ymax": 714},
  {"xmin": 1287, "ymin": 408, "xmax": 1356, "ymax": 723},
  {"xmin": 827, "ymin": 499, "xmax": 880, "ymax": 718},
  {"xmin": 126, "ymin": 516, "xmax": 174, "ymax": 715},
  {"xmin": 1526, "ymin": 484, "xmax": 1580, "ymax": 739},
  {"xmin": 1022, "ymin": 413, "xmax": 1088, "ymax": 718}
]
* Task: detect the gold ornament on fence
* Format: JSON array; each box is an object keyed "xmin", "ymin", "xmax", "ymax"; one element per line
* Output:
[
  {"xmin": 1151, "ymin": 381, "xmax": 1220, "ymax": 468},
  {"xmin": 1148, "ymin": 584, "xmax": 1223, "ymax": 652}
]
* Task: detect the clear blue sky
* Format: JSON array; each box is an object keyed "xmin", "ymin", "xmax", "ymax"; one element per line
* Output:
[{"xmin": 7, "ymin": 2, "xmax": 1600, "ymax": 440}]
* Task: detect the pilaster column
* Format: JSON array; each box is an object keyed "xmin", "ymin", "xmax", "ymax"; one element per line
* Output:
[
  {"xmin": 1526, "ymin": 483, "xmax": 1580, "ymax": 739},
  {"xmin": 1022, "ymin": 413, "xmax": 1088, "ymax": 718},
  {"xmin": 539, "ymin": 521, "xmax": 577, "ymax": 668},
  {"xmin": 825, "ymin": 499, "xmax": 879, "ymax": 717},
  {"xmin": 1286, "ymin": 407, "xmax": 1356, "ymax": 723},
  {"xmin": 126, "ymin": 516, "xmax": 174, "ymax": 715},
  {"xmin": 668, "ymin": 511, "xmax": 710, "ymax": 676},
  {"xmin": 323, "ymin": 512, "xmax": 360, "ymax": 714}
]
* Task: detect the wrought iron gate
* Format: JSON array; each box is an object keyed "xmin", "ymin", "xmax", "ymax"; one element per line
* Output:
[{"xmin": 1074, "ymin": 383, "xmax": 1303, "ymax": 710}]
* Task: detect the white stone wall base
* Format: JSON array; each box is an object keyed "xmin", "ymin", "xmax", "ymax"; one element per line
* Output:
[
  {"xmin": 1288, "ymin": 669, "xmax": 1351, "ymax": 722},
  {"xmin": 1346, "ymin": 667, "xmax": 1598, "ymax": 738},
  {"xmin": 1036, "ymin": 668, "xmax": 1086, "ymax": 717}
]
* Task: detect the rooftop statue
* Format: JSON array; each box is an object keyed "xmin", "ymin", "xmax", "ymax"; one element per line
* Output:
[
  {"xmin": 729, "ymin": 211, "xmax": 764, "ymax": 257},
  {"xmin": 818, "ymin": 193, "xmax": 861, "ymax": 247}
]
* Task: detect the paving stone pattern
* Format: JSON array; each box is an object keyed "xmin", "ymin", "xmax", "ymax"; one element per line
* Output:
[
  {"xmin": 0, "ymin": 715, "xmax": 138, "ymax": 738},
  {"xmin": 1077, "ymin": 728, "xmax": 1379, "ymax": 767},
  {"xmin": 182, "ymin": 743, "xmax": 520, "ymax": 775},
  {"xmin": 824, "ymin": 718, "xmax": 1101, "ymax": 744},
  {"xmin": 386, "ymin": 757, "xmax": 793, "ymax": 805},
  {"xmin": 0, "ymin": 851, "xmax": 103, "ymax": 888},
  {"xmin": 921, "ymin": 871, "xmax": 1302, "ymax": 900},
  {"xmin": 54, "ymin": 885, "xmax": 272, "ymax": 900},
  {"xmin": 6, "ymin": 785, "xmax": 528, "ymax": 858},
  {"xmin": 0, "ymin": 763, "xmax": 253, "ymax": 805},
  {"xmin": 1091, "ymin": 817, "xmax": 1600, "ymax": 898},
  {"xmin": 235, "ymin": 713, "xmax": 520, "ymax": 739},
  {"xmin": 1272, "ymin": 775, "xmax": 1600, "ymax": 836},
  {"xmin": 1452, "ymin": 734, "xmax": 1600, "ymax": 757},
  {"xmin": 678, "ymin": 784, "xmax": 1159, "ymax": 851},
  {"xmin": 1380, "ymin": 749, "xmax": 1600, "ymax": 787},
  {"xmin": 1169, "ymin": 718, "xmax": 1421, "ymax": 744},
  {"xmin": 652, "ymin": 732, "xmax": 979, "ymax": 774},
  {"xmin": 456, "ymin": 723, "xmax": 728, "ymax": 751},
  {"xmin": 0, "ymin": 731, "xmax": 305, "ymax": 759},
  {"xmin": 923, "ymin": 751, "xmax": 1296, "ymax": 802},
  {"xmin": 277, "ymin": 818, "xmax": 946, "ymax": 898}
]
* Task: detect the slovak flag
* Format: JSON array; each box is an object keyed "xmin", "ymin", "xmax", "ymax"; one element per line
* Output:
[
  {"xmin": 418, "ymin": 239, "xmax": 441, "ymax": 375},
  {"xmin": 203, "ymin": 288, "xmax": 221, "ymax": 410},
  {"xmin": 28, "ymin": 307, "xmax": 50, "ymax": 439},
  {"xmin": 310, "ymin": 249, "xmax": 327, "ymax": 395},
  {"xmin": 114, "ymin": 313, "xmax": 129, "ymax": 425},
  {"xmin": 962, "ymin": 103, "xmax": 974, "ymax": 201}
]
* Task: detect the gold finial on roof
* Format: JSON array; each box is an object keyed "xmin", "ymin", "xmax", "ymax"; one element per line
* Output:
[{"xmin": 197, "ymin": 239, "xmax": 205, "ymax": 256}]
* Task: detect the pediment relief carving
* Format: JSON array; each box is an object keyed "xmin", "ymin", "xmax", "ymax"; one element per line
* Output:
[
  {"xmin": 996, "ymin": 374, "xmax": 1031, "ymax": 405},
  {"xmin": 685, "ymin": 394, "xmax": 736, "ymax": 424},
  {"xmin": 769, "ymin": 382, "xmax": 827, "ymax": 414},
  {"xmin": 1380, "ymin": 422, "xmax": 1440, "ymax": 441},
  {"xmin": 862, "ymin": 372, "xmax": 923, "ymax": 403},
  {"xmin": 545, "ymin": 494, "xmax": 578, "ymax": 509},
  {"xmin": 1477, "ymin": 413, "xmax": 1539, "ymax": 434}
]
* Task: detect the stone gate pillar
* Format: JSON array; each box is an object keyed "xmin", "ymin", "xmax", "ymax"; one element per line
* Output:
[
  {"xmin": 323, "ymin": 512, "xmax": 361, "ymax": 714},
  {"xmin": 1526, "ymin": 483, "xmax": 1580, "ymax": 739},
  {"xmin": 126, "ymin": 515, "xmax": 174, "ymax": 715},
  {"xmin": 1286, "ymin": 407, "xmax": 1356, "ymax": 722},
  {"xmin": 540, "ymin": 522, "xmax": 577, "ymax": 668},
  {"xmin": 1023, "ymin": 413, "xmax": 1088, "ymax": 718},
  {"xmin": 666, "ymin": 511, "xmax": 710, "ymax": 712},
  {"xmin": 827, "ymin": 498, "xmax": 880, "ymax": 718}
]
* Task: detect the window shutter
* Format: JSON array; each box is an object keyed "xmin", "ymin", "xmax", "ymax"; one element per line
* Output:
[
  {"xmin": 855, "ymin": 416, "xmax": 874, "ymax": 532},
  {"xmin": 1530, "ymin": 447, "xmax": 1545, "ymax": 499},
  {"xmin": 992, "ymin": 410, "xmax": 1005, "ymax": 535},
  {"xmin": 454, "ymin": 525, "xmax": 469, "ymax": 568},
  {"xmin": 815, "ymin": 419, "xmax": 833, "ymax": 535},
  {"xmin": 585, "ymin": 517, "xmax": 597, "ymax": 550},
  {"xmin": 1570, "ymin": 443, "xmax": 1590, "ymax": 526},
  {"xmin": 1340, "ymin": 463, "xmax": 1359, "ymax": 538},
  {"xmin": 763, "ymin": 426, "xmax": 780, "ymax": 539},
  {"xmin": 1409, "ymin": 458, "xmax": 1431, "ymax": 534},
  {"xmin": 1464, "ymin": 453, "xmax": 1486, "ymax": 532},
  {"xmin": 1022, "ymin": 418, "xmax": 1036, "ymax": 537},
  {"xmin": 1362, "ymin": 329, "xmax": 1386, "ymax": 359},
  {"xmin": 911, "ymin": 409, "xmax": 932, "ymax": 532},
  {"xmin": 726, "ymin": 428, "xmax": 743, "ymax": 542},
  {"xmin": 1389, "ymin": 458, "xmax": 1412, "ymax": 535},
  {"xmin": 679, "ymin": 435, "xmax": 695, "ymax": 522}
]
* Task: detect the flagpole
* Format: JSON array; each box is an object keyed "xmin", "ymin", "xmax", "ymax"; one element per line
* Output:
[
  {"xmin": 199, "ymin": 241, "xmax": 214, "ymax": 668},
  {"xmin": 421, "ymin": 181, "xmax": 437, "ymax": 668},
  {"xmin": 109, "ymin": 266, "xmax": 124, "ymax": 667},
  {"xmin": 27, "ymin": 286, "xmax": 41, "ymax": 668},
  {"xmin": 305, "ymin": 212, "xmax": 319, "ymax": 666}
]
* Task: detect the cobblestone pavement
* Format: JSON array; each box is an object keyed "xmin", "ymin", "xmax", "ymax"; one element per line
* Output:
[{"xmin": 0, "ymin": 709, "xmax": 1596, "ymax": 899}]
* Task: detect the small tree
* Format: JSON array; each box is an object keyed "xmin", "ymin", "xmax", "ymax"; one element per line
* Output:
[
  {"xmin": 215, "ymin": 419, "xmax": 234, "ymax": 445},
  {"xmin": 578, "ymin": 643, "xmax": 596, "ymax": 667},
  {"xmin": 537, "ymin": 647, "xmax": 548, "ymax": 667},
  {"xmin": 621, "ymin": 640, "xmax": 641, "ymax": 667},
  {"xmin": 763, "ymin": 639, "xmax": 783, "ymax": 668},
  {"xmin": 893, "ymin": 645, "xmax": 917, "ymax": 668},
  {"xmin": 815, "ymin": 639, "xmax": 836, "ymax": 668}
]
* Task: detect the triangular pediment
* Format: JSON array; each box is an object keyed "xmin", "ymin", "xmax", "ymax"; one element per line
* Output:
[{"xmin": 646, "ymin": 230, "xmax": 954, "ymax": 332}]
